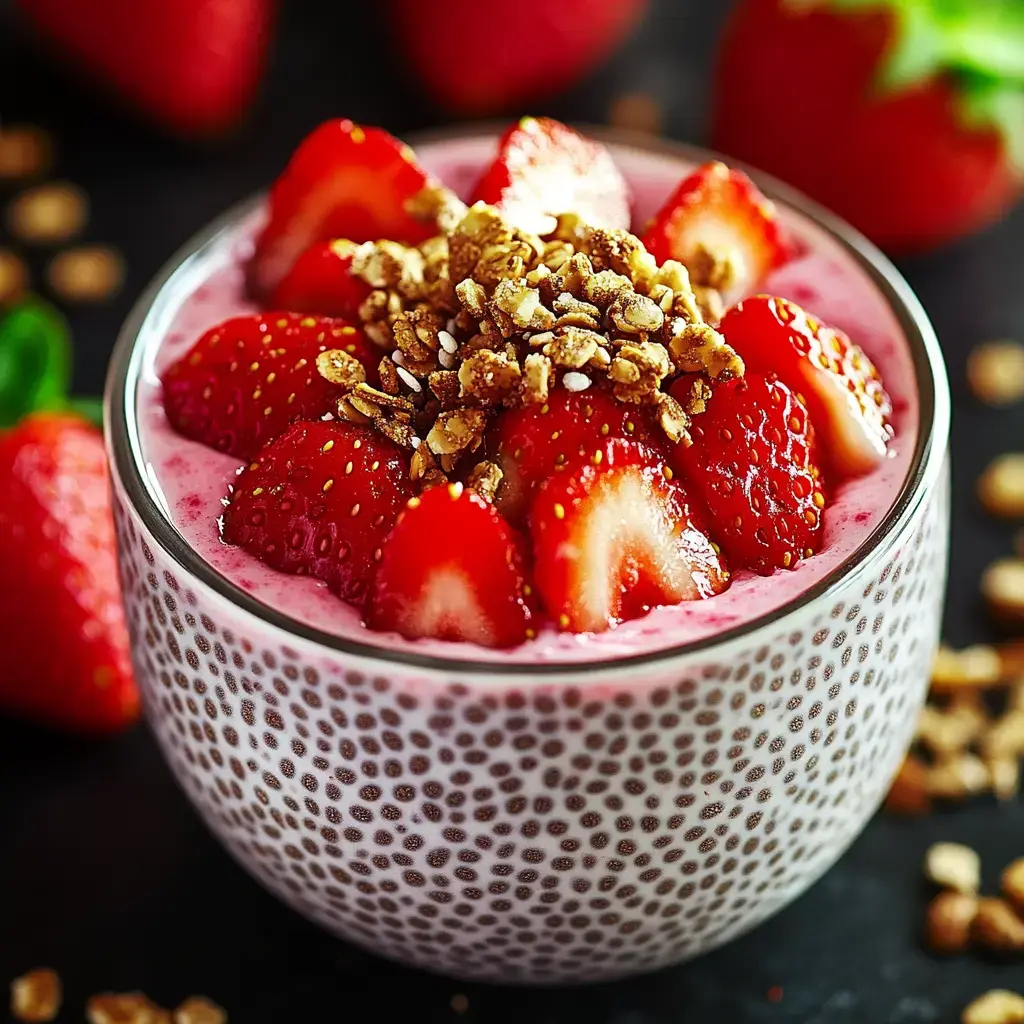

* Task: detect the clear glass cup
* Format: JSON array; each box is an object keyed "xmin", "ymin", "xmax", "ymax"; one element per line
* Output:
[{"xmin": 105, "ymin": 128, "xmax": 951, "ymax": 984}]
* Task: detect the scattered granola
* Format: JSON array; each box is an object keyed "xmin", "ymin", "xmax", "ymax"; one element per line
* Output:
[
  {"xmin": 925, "ymin": 842, "xmax": 981, "ymax": 894},
  {"xmin": 317, "ymin": 193, "xmax": 741, "ymax": 484},
  {"xmin": 962, "ymin": 990, "xmax": 1024, "ymax": 1024},
  {"xmin": 982, "ymin": 558, "xmax": 1024, "ymax": 627},
  {"xmin": 0, "ymin": 248, "xmax": 28, "ymax": 306},
  {"xmin": 607, "ymin": 92, "xmax": 663, "ymax": 136},
  {"xmin": 979, "ymin": 453, "xmax": 1024, "ymax": 519},
  {"xmin": 925, "ymin": 891, "xmax": 979, "ymax": 953},
  {"xmin": 7, "ymin": 182, "xmax": 87, "ymax": 245},
  {"xmin": 86, "ymin": 991, "xmax": 171, "ymax": 1024},
  {"xmin": 0, "ymin": 125, "xmax": 52, "ymax": 180},
  {"xmin": 173, "ymin": 995, "xmax": 227, "ymax": 1024},
  {"xmin": 47, "ymin": 245, "xmax": 125, "ymax": 303},
  {"xmin": 10, "ymin": 968, "xmax": 62, "ymax": 1023},
  {"xmin": 967, "ymin": 340, "xmax": 1024, "ymax": 407},
  {"xmin": 974, "ymin": 897, "xmax": 1024, "ymax": 953},
  {"xmin": 1004, "ymin": 859, "xmax": 1024, "ymax": 914}
]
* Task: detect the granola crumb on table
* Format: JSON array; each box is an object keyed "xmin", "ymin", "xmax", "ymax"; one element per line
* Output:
[
  {"xmin": 10, "ymin": 968, "xmax": 62, "ymax": 1023},
  {"xmin": 322, "ymin": 188, "xmax": 738, "ymax": 490}
]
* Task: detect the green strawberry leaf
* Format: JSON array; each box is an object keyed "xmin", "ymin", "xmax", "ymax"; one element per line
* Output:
[
  {"xmin": 0, "ymin": 298, "xmax": 71, "ymax": 429},
  {"xmin": 958, "ymin": 75, "xmax": 1024, "ymax": 173},
  {"xmin": 785, "ymin": 0, "xmax": 1024, "ymax": 162}
]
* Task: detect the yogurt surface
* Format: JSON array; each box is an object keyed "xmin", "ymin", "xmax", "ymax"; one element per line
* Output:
[{"xmin": 133, "ymin": 136, "xmax": 920, "ymax": 664}]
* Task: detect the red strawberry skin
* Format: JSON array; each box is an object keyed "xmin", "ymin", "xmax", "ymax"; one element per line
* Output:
[
  {"xmin": 712, "ymin": 0, "xmax": 1021, "ymax": 252},
  {"xmin": 391, "ymin": 0, "xmax": 646, "ymax": 115},
  {"xmin": 161, "ymin": 312, "xmax": 376, "ymax": 461},
  {"xmin": 489, "ymin": 387, "xmax": 659, "ymax": 522},
  {"xmin": 472, "ymin": 117, "xmax": 632, "ymax": 234},
  {"xmin": 530, "ymin": 439, "xmax": 728, "ymax": 633},
  {"xmin": 671, "ymin": 375, "xmax": 825, "ymax": 575},
  {"xmin": 222, "ymin": 421, "xmax": 414, "ymax": 606},
  {"xmin": 0, "ymin": 414, "xmax": 137, "ymax": 733},
  {"xmin": 14, "ymin": 0, "xmax": 270, "ymax": 136},
  {"xmin": 368, "ymin": 484, "xmax": 534, "ymax": 648},
  {"xmin": 640, "ymin": 161, "xmax": 788, "ymax": 302},
  {"xmin": 719, "ymin": 296, "xmax": 894, "ymax": 478},
  {"xmin": 249, "ymin": 120, "xmax": 433, "ymax": 298},
  {"xmin": 271, "ymin": 240, "xmax": 373, "ymax": 319}
]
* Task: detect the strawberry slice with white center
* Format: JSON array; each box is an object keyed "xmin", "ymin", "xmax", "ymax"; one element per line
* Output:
[
  {"xmin": 368, "ymin": 484, "xmax": 534, "ymax": 648},
  {"xmin": 719, "ymin": 295, "xmax": 894, "ymax": 478},
  {"xmin": 488, "ymin": 387, "xmax": 661, "ymax": 523},
  {"xmin": 530, "ymin": 440, "xmax": 729, "ymax": 634},
  {"xmin": 471, "ymin": 116, "xmax": 632, "ymax": 235},
  {"xmin": 271, "ymin": 239, "xmax": 373, "ymax": 319},
  {"xmin": 248, "ymin": 119, "xmax": 434, "ymax": 298},
  {"xmin": 641, "ymin": 161, "xmax": 788, "ymax": 303}
]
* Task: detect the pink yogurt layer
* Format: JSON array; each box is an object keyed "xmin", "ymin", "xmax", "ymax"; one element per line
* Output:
[{"xmin": 134, "ymin": 135, "xmax": 919, "ymax": 665}]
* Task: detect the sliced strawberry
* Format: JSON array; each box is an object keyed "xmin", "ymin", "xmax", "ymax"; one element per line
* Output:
[
  {"xmin": 488, "ymin": 387, "xmax": 659, "ymax": 522},
  {"xmin": 271, "ymin": 239, "xmax": 373, "ymax": 319},
  {"xmin": 641, "ymin": 161, "xmax": 788, "ymax": 303},
  {"xmin": 471, "ymin": 117, "xmax": 631, "ymax": 235},
  {"xmin": 248, "ymin": 120, "xmax": 433, "ymax": 298},
  {"xmin": 367, "ymin": 484, "xmax": 534, "ymax": 648},
  {"xmin": 671, "ymin": 374, "xmax": 825, "ymax": 574},
  {"xmin": 719, "ymin": 295, "xmax": 894, "ymax": 478},
  {"xmin": 162, "ymin": 312, "xmax": 376, "ymax": 460},
  {"xmin": 222, "ymin": 421, "xmax": 413, "ymax": 605},
  {"xmin": 530, "ymin": 439, "xmax": 728, "ymax": 633}
]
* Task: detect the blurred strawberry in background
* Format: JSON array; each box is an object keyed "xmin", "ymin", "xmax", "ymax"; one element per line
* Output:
[
  {"xmin": 712, "ymin": 0, "xmax": 1023, "ymax": 253},
  {"xmin": 13, "ymin": 0, "xmax": 273, "ymax": 137},
  {"xmin": 0, "ymin": 300, "xmax": 137, "ymax": 734},
  {"xmin": 389, "ymin": 0, "xmax": 648, "ymax": 114}
]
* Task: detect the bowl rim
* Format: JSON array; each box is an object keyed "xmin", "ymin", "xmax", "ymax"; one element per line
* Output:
[{"xmin": 105, "ymin": 124, "xmax": 950, "ymax": 677}]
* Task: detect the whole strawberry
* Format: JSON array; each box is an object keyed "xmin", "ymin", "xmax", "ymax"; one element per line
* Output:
[
  {"xmin": 390, "ymin": 0, "xmax": 647, "ymax": 115},
  {"xmin": 0, "ymin": 301, "xmax": 136, "ymax": 733},
  {"xmin": 713, "ymin": 0, "xmax": 1022, "ymax": 252},
  {"xmin": 14, "ymin": 0, "xmax": 271, "ymax": 137}
]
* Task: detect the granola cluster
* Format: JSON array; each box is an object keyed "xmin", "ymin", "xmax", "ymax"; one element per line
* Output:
[{"xmin": 316, "ymin": 186, "xmax": 743, "ymax": 489}]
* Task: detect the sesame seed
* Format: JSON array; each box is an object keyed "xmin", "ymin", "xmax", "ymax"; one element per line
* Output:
[
  {"xmin": 558, "ymin": 614, "xmax": 570, "ymax": 629},
  {"xmin": 438, "ymin": 330, "xmax": 458, "ymax": 354},
  {"xmin": 266, "ymin": 371, "xmax": 276, "ymax": 384},
  {"xmin": 448, "ymin": 482, "xmax": 464, "ymax": 499},
  {"xmin": 300, "ymin": 316, "xmax": 316, "ymax": 327},
  {"xmin": 407, "ymin": 496, "xmax": 421, "ymax": 510},
  {"xmin": 353, "ymin": 439, "xmax": 362, "ymax": 449},
  {"xmin": 249, "ymin": 361, "xmax": 260, "ymax": 372},
  {"xmin": 371, "ymin": 460, "xmax": 380, "ymax": 470},
  {"xmin": 350, "ymin": 502, "xmax": 361, "ymax": 516},
  {"xmin": 591, "ymin": 451, "xmax": 603, "ymax": 465},
  {"xmin": 345, "ymin": 461, "xmax": 354, "ymax": 474},
  {"xmin": 439, "ymin": 349, "xmax": 456, "ymax": 369},
  {"xmin": 813, "ymin": 492, "xmax": 825, "ymax": 508},
  {"xmin": 252, "ymin": 487, "xmax": 264, "ymax": 496},
  {"xmin": 553, "ymin": 503, "xmax": 565, "ymax": 519},
  {"xmin": 396, "ymin": 365, "xmax": 422, "ymax": 392},
  {"xmin": 562, "ymin": 371, "xmax": 591, "ymax": 392},
  {"xmin": 323, "ymin": 479, "xmax": 334, "ymax": 492},
  {"xmin": 783, "ymin": 552, "xmax": 793, "ymax": 568},
  {"xmin": 322, "ymin": 440, "xmax": 335, "ymax": 453},
  {"xmin": 392, "ymin": 349, "xmax": 407, "ymax": 368},
  {"xmin": 263, "ymin": 406, "xmax": 273, "ymax": 416},
  {"xmin": 664, "ymin": 466, "xmax": 674, "ymax": 480}
]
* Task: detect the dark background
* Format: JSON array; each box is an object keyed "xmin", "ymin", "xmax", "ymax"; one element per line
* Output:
[{"xmin": 1, "ymin": 2, "xmax": 1023, "ymax": 1020}]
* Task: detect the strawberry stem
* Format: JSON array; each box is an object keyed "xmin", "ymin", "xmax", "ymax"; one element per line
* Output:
[{"xmin": 0, "ymin": 297, "xmax": 101, "ymax": 429}]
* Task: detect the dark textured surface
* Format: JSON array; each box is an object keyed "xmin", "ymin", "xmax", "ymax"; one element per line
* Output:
[{"xmin": 1, "ymin": 1, "xmax": 1023, "ymax": 1019}]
